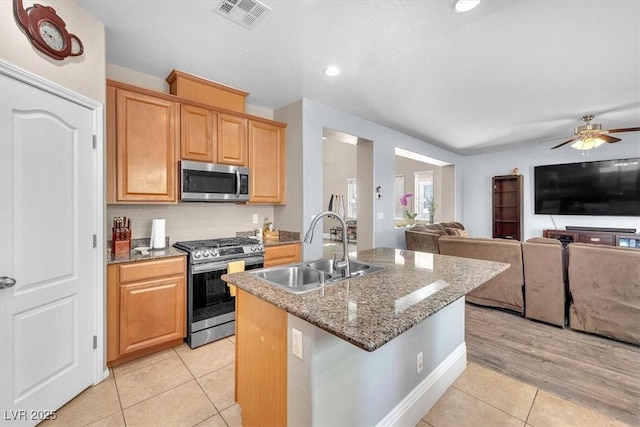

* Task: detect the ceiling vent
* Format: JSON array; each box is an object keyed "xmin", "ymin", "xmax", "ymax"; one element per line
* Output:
[{"xmin": 214, "ymin": 0, "xmax": 271, "ymax": 29}]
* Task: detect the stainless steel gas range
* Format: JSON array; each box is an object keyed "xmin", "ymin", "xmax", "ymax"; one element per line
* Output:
[{"xmin": 174, "ymin": 237, "xmax": 264, "ymax": 348}]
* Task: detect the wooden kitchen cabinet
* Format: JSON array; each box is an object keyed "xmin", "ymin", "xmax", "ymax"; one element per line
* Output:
[
  {"xmin": 107, "ymin": 256, "xmax": 186, "ymax": 366},
  {"xmin": 264, "ymin": 243, "xmax": 301, "ymax": 267},
  {"xmin": 218, "ymin": 113, "xmax": 247, "ymax": 166},
  {"xmin": 108, "ymin": 78, "xmax": 288, "ymax": 205},
  {"xmin": 180, "ymin": 104, "xmax": 217, "ymax": 162},
  {"xmin": 249, "ymin": 120, "xmax": 287, "ymax": 204},
  {"xmin": 107, "ymin": 81, "xmax": 179, "ymax": 203}
]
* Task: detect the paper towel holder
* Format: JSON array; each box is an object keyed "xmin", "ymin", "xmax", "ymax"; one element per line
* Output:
[{"xmin": 150, "ymin": 219, "xmax": 166, "ymax": 249}]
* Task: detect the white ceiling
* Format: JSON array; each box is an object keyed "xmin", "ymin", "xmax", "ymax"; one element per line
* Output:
[{"xmin": 77, "ymin": 0, "xmax": 640, "ymax": 155}]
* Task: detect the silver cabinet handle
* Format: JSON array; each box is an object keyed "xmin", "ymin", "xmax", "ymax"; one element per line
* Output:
[{"xmin": 0, "ymin": 276, "xmax": 16, "ymax": 289}]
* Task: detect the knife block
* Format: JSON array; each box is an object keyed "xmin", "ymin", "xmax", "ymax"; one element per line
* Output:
[{"xmin": 112, "ymin": 239, "xmax": 131, "ymax": 255}]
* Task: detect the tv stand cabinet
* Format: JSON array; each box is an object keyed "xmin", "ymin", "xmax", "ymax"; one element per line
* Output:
[{"xmin": 543, "ymin": 229, "xmax": 639, "ymax": 249}]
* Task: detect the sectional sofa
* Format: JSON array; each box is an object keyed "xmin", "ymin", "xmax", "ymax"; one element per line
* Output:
[{"xmin": 406, "ymin": 226, "xmax": 640, "ymax": 345}]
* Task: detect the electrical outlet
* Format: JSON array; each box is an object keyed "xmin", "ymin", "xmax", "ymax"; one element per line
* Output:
[
  {"xmin": 292, "ymin": 328, "xmax": 303, "ymax": 360},
  {"xmin": 252, "ymin": 214, "xmax": 258, "ymax": 224},
  {"xmin": 417, "ymin": 352, "xmax": 423, "ymax": 373}
]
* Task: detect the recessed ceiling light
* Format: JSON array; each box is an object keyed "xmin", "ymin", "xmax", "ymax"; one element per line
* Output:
[
  {"xmin": 453, "ymin": 0, "xmax": 482, "ymax": 13},
  {"xmin": 324, "ymin": 66, "xmax": 340, "ymax": 77}
]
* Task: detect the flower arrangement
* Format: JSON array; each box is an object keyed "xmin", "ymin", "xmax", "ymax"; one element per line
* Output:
[
  {"xmin": 426, "ymin": 195, "xmax": 437, "ymax": 224},
  {"xmin": 400, "ymin": 193, "xmax": 417, "ymax": 220}
]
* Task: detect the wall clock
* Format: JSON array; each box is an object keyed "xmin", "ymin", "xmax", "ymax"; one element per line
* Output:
[{"xmin": 14, "ymin": 0, "xmax": 84, "ymax": 61}]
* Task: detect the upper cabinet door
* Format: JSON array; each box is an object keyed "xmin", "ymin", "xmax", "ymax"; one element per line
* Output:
[
  {"xmin": 180, "ymin": 104, "xmax": 217, "ymax": 163},
  {"xmin": 109, "ymin": 86, "xmax": 179, "ymax": 203},
  {"xmin": 249, "ymin": 120, "xmax": 286, "ymax": 204},
  {"xmin": 218, "ymin": 113, "xmax": 247, "ymax": 166}
]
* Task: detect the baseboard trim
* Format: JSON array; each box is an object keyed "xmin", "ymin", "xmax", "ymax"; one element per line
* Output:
[{"xmin": 376, "ymin": 343, "xmax": 467, "ymax": 427}]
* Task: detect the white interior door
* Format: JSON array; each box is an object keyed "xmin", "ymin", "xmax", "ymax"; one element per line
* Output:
[{"xmin": 0, "ymin": 73, "xmax": 97, "ymax": 426}]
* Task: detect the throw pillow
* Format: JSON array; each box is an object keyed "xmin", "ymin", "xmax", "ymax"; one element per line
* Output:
[
  {"xmin": 445, "ymin": 227, "xmax": 461, "ymax": 236},
  {"xmin": 445, "ymin": 227, "xmax": 469, "ymax": 237}
]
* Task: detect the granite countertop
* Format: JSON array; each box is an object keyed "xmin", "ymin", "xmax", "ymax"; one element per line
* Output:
[
  {"xmin": 107, "ymin": 237, "xmax": 186, "ymax": 265},
  {"xmin": 237, "ymin": 230, "xmax": 301, "ymax": 246},
  {"xmin": 222, "ymin": 247, "xmax": 509, "ymax": 352}
]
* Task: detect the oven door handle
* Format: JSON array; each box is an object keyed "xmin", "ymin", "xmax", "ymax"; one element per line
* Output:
[{"xmin": 191, "ymin": 256, "xmax": 264, "ymax": 273}]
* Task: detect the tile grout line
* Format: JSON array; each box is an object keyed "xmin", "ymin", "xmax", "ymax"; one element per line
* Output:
[
  {"xmin": 524, "ymin": 388, "xmax": 539, "ymax": 426},
  {"xmin": 110, "ymin": 367, "xmax": 127, "ymax": 426},
  {"xmin": 451, "ymin": 385, "xmax": 532, "ymax": 423},
  {"xmin": 116, "ymin": 347, "xmax": 195, "ymax": 413},
  {"xmin": 176, "ymin": 344, "xmax": 236, "ymax": 427}
]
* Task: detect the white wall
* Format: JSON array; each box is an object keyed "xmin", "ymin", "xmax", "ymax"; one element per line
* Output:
[
  {"xmin": 274, "ymin": 100, "xmax": 304, "ymax": 235},
  {"xmin": 461, "ymin": 134, "xmax": 640, "ymax": 239},
  {"xmin": 287, "ymin": 298, "xmax": 465, "ymax": 426},
  {"xmin": 275, "ymin": 98, "xmax": 464, "ymax": 260},
  {"xmin": 0, "ymin": 1, "xmax": 106, "ymax": 104},
  {"xmin": 323, "ymin": 139, "xmax": 356, "ymax": 233}
]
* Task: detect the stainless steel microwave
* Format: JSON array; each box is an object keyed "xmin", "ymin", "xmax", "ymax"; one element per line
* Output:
[{"xmin": 180, "ymin": 160, "xmax": 249, "ymax": 202}]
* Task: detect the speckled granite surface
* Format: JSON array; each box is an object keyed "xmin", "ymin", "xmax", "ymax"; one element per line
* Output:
[
  {"xmin": 107, "ymin": 237, "xmax": 186, "ymax": 264},
  {"xmin": 236, "ymin": 230, "xmax": 301, "ymax": 246},
  {"xmin": 222, "ymin": 247, "xmax": 509, "ymax": 352}
]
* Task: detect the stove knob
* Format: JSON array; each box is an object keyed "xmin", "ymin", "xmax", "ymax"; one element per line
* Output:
[
  {"xmin": 202, "ymin": 250, "xmax": 210, "ymax": 257},
  {"xmin": 211, "ymin": 249, "xmax": 218, "ymax": 256},
  {"xmin": 257, "ymin": 244, "xmax": 263, "ymax": 251},
  {"xmin": 251, "ymin": 245, "xmax": 257, "ymax": 251},
  {"xmin": 193, "ymin": 251, "xmax": 201, "ymax": 258}
]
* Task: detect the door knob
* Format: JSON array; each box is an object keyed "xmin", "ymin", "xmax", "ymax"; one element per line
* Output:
[{"xmin": 0, "ymin": 276, "xmax": 16, "ymax": 289}]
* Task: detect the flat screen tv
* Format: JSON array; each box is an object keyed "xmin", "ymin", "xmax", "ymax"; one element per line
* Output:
[{"xmin": 534, "ymin": 158, "xmax": 640, "ymax": 216}]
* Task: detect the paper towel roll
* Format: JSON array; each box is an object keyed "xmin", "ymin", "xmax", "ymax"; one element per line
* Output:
[{"xmin": 150, "ymin": 219, "xmax": 166, "ymax": 249}]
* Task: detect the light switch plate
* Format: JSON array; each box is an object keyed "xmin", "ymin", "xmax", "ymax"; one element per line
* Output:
[
  {"xmin": 292, "ymin": 328, "xmax": 303, "ymax": 360},
  {"xmin": 252, "ymin": 214, "xmax": 259, "ymax": 224},
  {"xmin": 377, "ymin": 212, "xmax": 384, "ymax": 220}
]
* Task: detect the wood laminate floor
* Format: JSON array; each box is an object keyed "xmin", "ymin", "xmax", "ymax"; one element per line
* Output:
[{"xmin": 465, "ymin": 303, "xmax": 640, "ymax": 426}]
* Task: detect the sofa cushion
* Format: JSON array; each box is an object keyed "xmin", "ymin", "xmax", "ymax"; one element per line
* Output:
[
  {"xmin": 523, "ymin": 237, "xmax": 566, "ymax": 327},
  {"xmin": 526, "ymin": 237, "xmax": 561, "ymax": 245},
  {"xmin": 567, "ymin": 243, "xmax": 640, "ymax": 345},
  {"xmin": 438, "ymin": 236, "xmax": 524, "ymax": 313}
]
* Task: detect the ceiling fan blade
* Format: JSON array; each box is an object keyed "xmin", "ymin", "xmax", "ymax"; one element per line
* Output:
[
  {"xmin": 598, "ymin": 134, "xmax": 622, "ymax": 144},
  {"xmin": 536, "ymin": 135, "xmax": 573, "ymax": 144},
  {"xmin": 607, "ymin": 127, "xmax": 640, "ymax": 133},
  {"xmin": 551, "ymin": 137, "xmax": 578, "ymax": 149}
]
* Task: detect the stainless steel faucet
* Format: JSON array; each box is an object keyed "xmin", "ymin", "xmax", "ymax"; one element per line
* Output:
[{"xmin": 304, "ymin": 211, "xmax": 351, "ymax": 277}]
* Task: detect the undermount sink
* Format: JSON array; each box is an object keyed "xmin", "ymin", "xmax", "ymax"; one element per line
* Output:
[
  {"xmin": 250, "ymin": 259, "xmax": 386, "ymax": 294},
  {"xmin": 304, "ymin": 259, "xmax": 386, "ymax": 276}
]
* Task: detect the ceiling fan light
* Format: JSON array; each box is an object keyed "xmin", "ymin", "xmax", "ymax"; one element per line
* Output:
[
  {"xmin": 453, "ymin": 0, "xmax": 482, "ymax": 13},
  {"xmin": 571, "ymin": 137, "xmax": 603, "ymax": 151},
  {"xmin": 324, "ymin": 66, "xmax": 340, "ymax": 77}
]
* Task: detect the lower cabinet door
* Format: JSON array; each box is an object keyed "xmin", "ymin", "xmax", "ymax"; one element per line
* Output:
[{"xmin": 119, "ymin": 275, "xmax": 186, "ymax": 355}]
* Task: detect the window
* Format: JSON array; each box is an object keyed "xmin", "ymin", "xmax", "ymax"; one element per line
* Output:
[
  {"xmin": 395, "ymin": 174, "xmax": 405, "ymax": 219},
  {"xmin": 347, "ymin": 178, "xmax": 357, "ymax": 219},
  {"xmin": 414, "ymin": 171, "xmax": 434, "ymax": 220}
]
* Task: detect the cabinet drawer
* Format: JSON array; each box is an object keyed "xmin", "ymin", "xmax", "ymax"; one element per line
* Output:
[
  {"xmin": 264, "ymin": 243, "xmax": 301, "ymax": 267},
  {"xmin": 119, "ymin": 256, "xmax": 186, "ymax": 283},
  {"xmin": 578, "ymin": 233, "xmax": 614, "ymax": 246}
]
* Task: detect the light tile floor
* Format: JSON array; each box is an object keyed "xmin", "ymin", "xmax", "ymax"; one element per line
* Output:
[{"xmin": 41, "ymin": 336, "xmax": 631, "ymax": 427}]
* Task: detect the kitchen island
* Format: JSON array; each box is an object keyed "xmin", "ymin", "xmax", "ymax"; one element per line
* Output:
[{"xmin": 222, "ymin": 247, "xmax": 509, "ymax": 426}]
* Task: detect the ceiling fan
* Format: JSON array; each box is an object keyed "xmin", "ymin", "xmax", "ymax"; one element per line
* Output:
[{"xmin": 551, "ymin": 114, "xmax": 640, "ymax": 150}]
